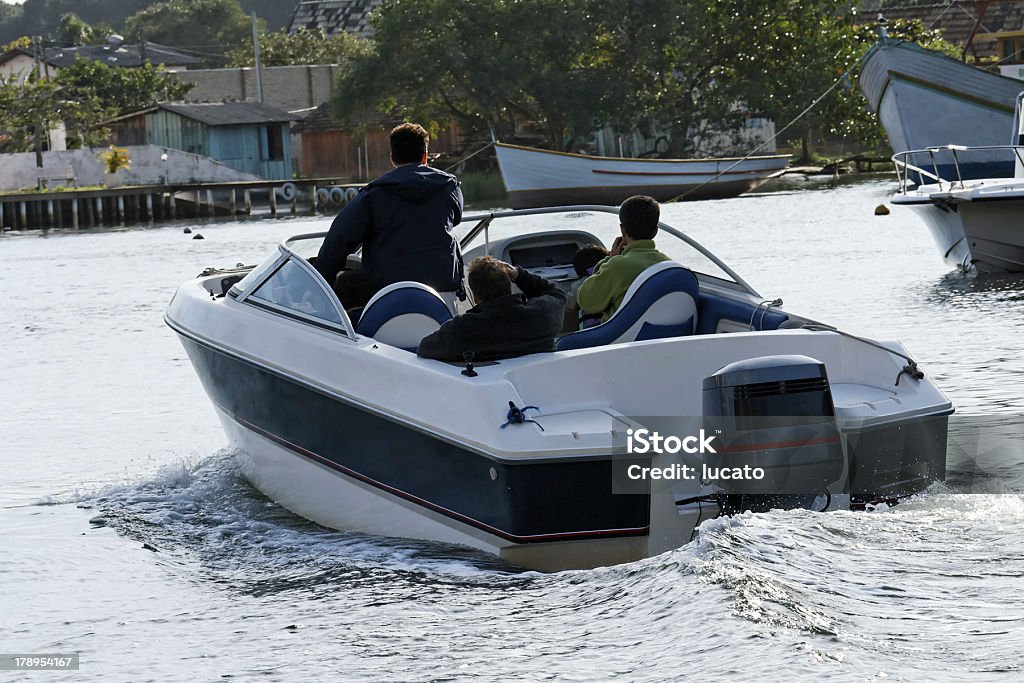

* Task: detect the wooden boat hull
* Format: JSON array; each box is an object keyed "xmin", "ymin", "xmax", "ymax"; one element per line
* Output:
[
  {"xmin": 494, "ymin": 142, "xmax": 789, "ymax": 208},
  {"xmin": 859, "ymin": 40, "xmax": 1022, "ymax": 180}
]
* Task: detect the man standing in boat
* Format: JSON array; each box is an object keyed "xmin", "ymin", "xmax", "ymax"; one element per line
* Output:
[
  {"xmin": 315, "ymin": 123, "xmax": 464, "ymax": 309},
  {"xmin": 577, "ymin": 195, "xmax": 670, "ymax": 323}
]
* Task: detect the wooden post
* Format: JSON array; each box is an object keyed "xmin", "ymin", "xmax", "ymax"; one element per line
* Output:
[
  {"xmin": 229, "ymin": 189, "xmax": 237, "ymax": 216},
  {"xmin": 206, "ymin": 189, "xmax": 214, "ymax": 217},
  {"xmin": 95, "ymin": 197, "xmax": 103, "ymax": 227},
  {"xmin": 244, "ymin": 190, "xmax": 252, "ymax": 214},
  {"xmin": 72, "ymin": 198, "xmax": 79, "ymax": 230},
  {"xmin": 169, "ymin": 192, "xmax": 176, "ymax": 217},
  {"xmin": 117, "ymin": 195, "xmax": 125, "ymax": 225},
  {"xmin": 146, "ymin": 193, "xmax": 153, "ymax": 221},
  {"xmin": 46, "ymin": 200, "xmax": 53, "ymax": 228},
  {"xmin": 19, "ymin": 201, "xmax": 26, "ymax": 229},
  {"xmin": 194, "ymin": 190, "xmax": 202, "ymax": 217},
  {"xmin": 269, "ymin": 185, "xmax": 277, "ymax": 216}
]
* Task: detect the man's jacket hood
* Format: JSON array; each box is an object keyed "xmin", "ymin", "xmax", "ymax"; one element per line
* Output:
[{"xmin": 367, "ymin": 164, "xmax": 459, "ymax": 204}]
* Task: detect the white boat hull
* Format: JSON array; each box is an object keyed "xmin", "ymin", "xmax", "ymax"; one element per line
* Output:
[
  {"xmin": 894, "ymin": 179, "xmax": 1024, "ymax": 273},
  {"xmin": 494, "ymin": 142, "xmax": 789, "ymax": 208}
]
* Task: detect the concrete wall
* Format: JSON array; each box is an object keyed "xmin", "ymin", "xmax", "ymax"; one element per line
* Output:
[
  {"xmin": 174, "ymin": 65, "xmax": 342, "ymax": 112},
  {"xmin": 0, "ymin": 145, "xmax": 261, "ymax": 191}
]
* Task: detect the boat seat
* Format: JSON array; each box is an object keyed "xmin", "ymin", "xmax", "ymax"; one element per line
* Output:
[
  {"xmin": 356, "ymin": 282, "xmax": 454, "ymax": 352},
  {"xmin": 696, "ymin": 292, "xmax": 788, "ymax": 334},
  {"xmin": 556, "ymin": 261, "xmax": 699, "ymax": 351}
]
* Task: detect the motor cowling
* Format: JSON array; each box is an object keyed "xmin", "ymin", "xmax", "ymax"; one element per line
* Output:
[{"xmin": 702, "ymin": 354, "xmax": 846, "ymax": 513}]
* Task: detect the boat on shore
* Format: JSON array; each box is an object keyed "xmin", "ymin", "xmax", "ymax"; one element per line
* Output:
[
  {"xmin": 166, "ymin": 206, "xmax": 952, "ymax": 571},
  {"xmin": 858, "ymin": 38, "xmax": 1023, "ymax": 181},
  {"xmin": 493, "ymin": 142, "xmax": 790, "ymax": 208}
]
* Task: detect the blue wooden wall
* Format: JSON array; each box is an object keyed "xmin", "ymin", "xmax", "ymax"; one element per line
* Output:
[{"xmin": 145, "ymin": 111, "xmax": 292, "ymax": 180}]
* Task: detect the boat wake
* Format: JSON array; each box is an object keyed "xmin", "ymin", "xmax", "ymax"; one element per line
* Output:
[{"xmin": 47, "ymin": 451, "xmax": 529, "ymax": 595}]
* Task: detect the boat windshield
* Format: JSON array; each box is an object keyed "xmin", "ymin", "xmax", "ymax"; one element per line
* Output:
[{"xmin": 458, "ymin": 206, "xmax": 756, "ymax": 294}]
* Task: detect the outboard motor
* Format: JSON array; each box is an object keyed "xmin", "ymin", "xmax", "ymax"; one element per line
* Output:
[{"xmin": 702, "ymin": 355, "xmax": 847, "ymax": 514}]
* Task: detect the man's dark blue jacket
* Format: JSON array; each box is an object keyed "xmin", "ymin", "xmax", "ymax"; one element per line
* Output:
[{"xmin": 315, "ymin": 163, "xmax": 464, "ymax": 292}]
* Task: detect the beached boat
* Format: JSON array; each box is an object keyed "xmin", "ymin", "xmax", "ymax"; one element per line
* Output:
[
  {"xmin": 493, "ymin": 142, "xmax": 790, "ymax": 208},
  {"xmin": 859, "ymin": 38, "xmax": 1023, "ymax": 180},
  {"xmin": 167, "ymin": 206, "xmax": 952, "ymax": 571}
]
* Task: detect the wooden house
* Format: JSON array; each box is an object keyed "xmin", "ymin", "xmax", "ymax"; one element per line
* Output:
[
  {"xmin": 293, "ymin": 103, "xmax": 462, "ymax": 179},
  {"xmin": 108, "ymin": 102, "xmax": 298, "ymax": 180}
]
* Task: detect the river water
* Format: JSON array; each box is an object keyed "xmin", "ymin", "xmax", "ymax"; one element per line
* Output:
[{"xmin": 2, "ymin": 177, "xmax": 1023, "ymax": 681}]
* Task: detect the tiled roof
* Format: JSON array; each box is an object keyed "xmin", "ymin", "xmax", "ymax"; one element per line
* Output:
[
  {"xmin": 287, "ymin": 0, "xmax": 385, "ymax": 39},
  {"xmin": 293, "ymin": 101, "xmax": 402, "ymax": 133},
  {"xmin": 43, "ymin": 42, "xmax": 201, "ymax": 69},
  {"xmin": 875, "ymin": 1, "xmax": 1024, "ymax": 59}
]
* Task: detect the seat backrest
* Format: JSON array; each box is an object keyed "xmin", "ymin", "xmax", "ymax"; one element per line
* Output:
[
  {"xmin": 556, "ymin": 261, "xmax": 699, "ymax": 351},
  {"xmin": 356, "ymin": 282, "xmax": 454, "ymax": 351}
]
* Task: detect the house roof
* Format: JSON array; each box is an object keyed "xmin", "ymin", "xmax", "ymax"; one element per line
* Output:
[
  {"xmin": 0, "ymin": 42, "xmax": 203, "ymax": 70},
  {"xmin": 158, "ymin": 101, "xmax": 300, "ymax": 126},
  {"xmin": 875, "ymin": 1, "xmax": 1024, "ymax": 60},
  {"xmin": 287, "ymin": 0, "xmax": 385, "ymax": 39},
  {"xmin": 293, "ymin": 101, "xmax": 402, "ymax": 133}
]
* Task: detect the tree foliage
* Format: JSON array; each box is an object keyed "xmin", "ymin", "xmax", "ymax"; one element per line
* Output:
[
  {"xmin": 333, "ymin": 0, "xmax": 960, "ymax": 158},
  {"xmin": 124, "ymin": 0, "xmax": 255, "ymax": 50},
  {"xmin": 226, "ymin": 28, "xmax": 368, "ymax": 68},
  {"xmin": 0, "ymin": 0, "xmax": 291, "ymax": 45},
  {"xmin": 57, "ymin": 13, "xmax": 113, "ymax": 46},
  {"xmin": 0, "ymin": 55, "xmax": 194, "ymax": 153}
]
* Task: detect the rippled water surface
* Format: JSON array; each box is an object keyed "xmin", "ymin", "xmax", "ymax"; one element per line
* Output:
[{"xmin": 2, "ymin": 177, "xmax": 1023, "ymax": 681}]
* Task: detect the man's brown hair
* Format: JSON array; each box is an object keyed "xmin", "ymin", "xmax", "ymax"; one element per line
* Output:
[
  {"xmin": 390, "ymin": 123, "xmax": 429, "ymax": 165},
  {"xmin": 619, "ymin": 195, "xmax": 660, "ymax": 240},
  {"xmin": 468, "ymin": 256, "xmax": 512, "ymax": 303}
]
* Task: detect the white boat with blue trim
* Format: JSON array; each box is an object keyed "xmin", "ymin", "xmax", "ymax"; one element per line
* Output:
[
  {"xmin": 859, "ymin": 37, "xmax": 1023, "ymax": 181},
  {"xmin": 166, "ymin": 206, "xmax": 953, "ymax": 571},
  {"xmin": 890, "ymin": 94, "xmax": 1024, "ymax": 273}
]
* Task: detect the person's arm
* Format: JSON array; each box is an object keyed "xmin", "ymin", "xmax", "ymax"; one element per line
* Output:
[
  {"xmin": 450, "ymin": 181, "xmax": 464, "ymax": 226},
  {"xmin": 512, "ymin": 267, "xmax": 566, "ymax": 304},
  {"xmin": 314, "ymin": 192, "xmax": 371, "ymax": 285},
  {"xmin": 416, "ymin": 318, "xmax": 468, "ymax": 361},
  {"xmin": 576, "ymin": 256, "xmax": 619, "ymax": 314}
]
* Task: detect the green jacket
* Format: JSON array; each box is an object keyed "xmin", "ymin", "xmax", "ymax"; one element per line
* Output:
[{"xmin": 577, "ymin": 239, "xmax": 671, "ymax": 322}]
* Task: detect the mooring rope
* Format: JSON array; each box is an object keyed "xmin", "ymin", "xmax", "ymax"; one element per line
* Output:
[
  {"xmin": 801, "ymin": 323, "xmax": 925, "ymax": 386},
  {"xmin": 666, "ymin": 50, "xmax": 872, "ymax": 203},
  {"xmin": 443, "ymin": 141, "xmax": 495, "ymax": 173}
]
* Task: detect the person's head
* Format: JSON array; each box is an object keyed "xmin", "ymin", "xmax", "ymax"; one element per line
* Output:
[
  {"xmin": 467, "ymin": 256, "xmax": 512, "ymax": 304},
  {"xmin": 619, "ymin": 195, "xmax": 660, "ymax": 241},
  {"xmin": 573, "ymin": 244, "xmax": 609, "ymax": 277},
  {"xmin": 390, "ymin": 122, "xmax": 429, "ymax": 166}
]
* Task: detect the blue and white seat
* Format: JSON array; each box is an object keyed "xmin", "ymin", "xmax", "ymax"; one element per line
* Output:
[
  {"xmin": 556, "ymin": 261, "xmax": 699, "ymax": 351},
  {"xmin": 356, "ymin": 282, "xmax": 454, "ymax": 351}
]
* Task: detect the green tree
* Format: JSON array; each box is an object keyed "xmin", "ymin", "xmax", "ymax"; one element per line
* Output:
[
  {"xmin": 226, "ymin": 27, "xmax": 367, "ymax": 67},
  {"xmin": 56, "ymin": 12, "xmax": 112, "ymax": 46},
  {"xmin": 124, "ymin": 0, "xmax": 254, "ymax": 54},
  {"xmin": 333, "ymin": 0, "xmax": 615, "ymax": 151},
  {"xmin": 0, "ymin": 73, "xmax": 107, "ymax": 152},
  {"xmin": 56, "ymin": 57, "xmax": 195, "ymax": 115}
]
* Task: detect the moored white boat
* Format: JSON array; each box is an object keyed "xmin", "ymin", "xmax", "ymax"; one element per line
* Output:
[
  {"xmin": 494, "ymin": 142, "xmax": 790, "ymax": 208},
  {"xmin": 890, "ymin": 94, "xmax": 1024, "ymax": 273},
  {"xmin": 166, "ymin": 206, "xmax": 952, "ymax": 571}
]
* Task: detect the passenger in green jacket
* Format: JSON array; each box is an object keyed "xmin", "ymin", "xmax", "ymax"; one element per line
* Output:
[{"xmin": 577, "ymin": 195, "xmax": 671, "ymax": 323}]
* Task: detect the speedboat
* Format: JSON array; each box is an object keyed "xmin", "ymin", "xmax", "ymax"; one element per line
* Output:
[
  {"xmin": 166, "ymin": 206, "xmax": 953, "ymax": 571},
  {"xmin": 890, "ymin": 94, "xmax": 1024, "ymax": 273}
]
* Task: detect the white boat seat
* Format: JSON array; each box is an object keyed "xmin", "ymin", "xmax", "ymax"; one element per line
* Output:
[
  {"xmin": 356, "ymin": 282, "xmax": 454, "ymax": 352},
  {"xmin": 556, "ymin": 261, "xmax": 699, "ymax": 351}
]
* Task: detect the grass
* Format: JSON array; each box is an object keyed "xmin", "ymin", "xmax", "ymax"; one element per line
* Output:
[{"xmin": 459, "ymin": 171, "xmax": 507, "ymax": 204}]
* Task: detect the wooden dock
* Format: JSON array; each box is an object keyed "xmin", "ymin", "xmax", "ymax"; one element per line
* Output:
[{"xmin": 0, "ymin": 178, "xmax": 362, "ymax": 230}]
